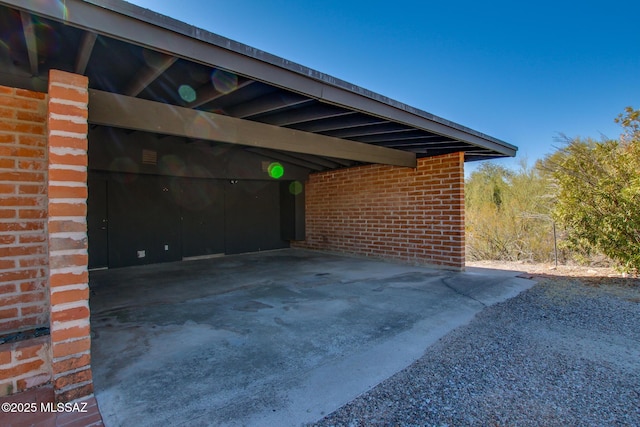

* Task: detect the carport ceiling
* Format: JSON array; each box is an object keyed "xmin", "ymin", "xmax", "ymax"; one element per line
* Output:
[{"xmin": 0, "ymin": 0, "xmax": 517, "ymax": 171}]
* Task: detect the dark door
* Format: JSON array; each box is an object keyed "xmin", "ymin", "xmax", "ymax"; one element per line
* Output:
[
  {"xmin": 87, "ymin": 176, "xmax": 109, "ymax": 269},
  {"xmin": 224, "ymin": 180, "xmax": 287, "ymax": 254},
  {"xmin": 180, "ymin": 178, "xmax": 225, "ymax": 258},
  {"xmin": 108, "ymin": 174, "xmax": 182, "ymax": 267}
]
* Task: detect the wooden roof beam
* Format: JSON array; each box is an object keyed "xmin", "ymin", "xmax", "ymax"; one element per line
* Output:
[{"xmin": 88, "ymin": 89, "xmax": 417, "ymax": 168}]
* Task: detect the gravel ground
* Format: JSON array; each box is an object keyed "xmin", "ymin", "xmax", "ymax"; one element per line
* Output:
[{"xmin": 310, "ymin": 275, "xmax": 640, "ymax": 426}]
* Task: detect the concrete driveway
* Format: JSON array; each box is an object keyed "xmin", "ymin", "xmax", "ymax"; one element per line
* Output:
[{"xmin": 89, "ymin": 249, "xmax": 533, "ymax": 427}]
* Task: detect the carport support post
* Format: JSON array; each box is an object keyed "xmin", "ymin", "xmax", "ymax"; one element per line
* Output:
[{"xmin": 47, "ymin": 70, "xmax": 93, "ymax": 402}]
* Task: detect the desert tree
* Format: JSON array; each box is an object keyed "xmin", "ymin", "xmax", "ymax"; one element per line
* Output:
[{"xmin": 544, "ymin": 107, "xmax": 640, "ymax": 273}]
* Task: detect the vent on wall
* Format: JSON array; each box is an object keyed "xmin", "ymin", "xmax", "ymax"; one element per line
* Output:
[{"xmin": 142, "ymin": 149, "xmax": 157, "ymax": 165}]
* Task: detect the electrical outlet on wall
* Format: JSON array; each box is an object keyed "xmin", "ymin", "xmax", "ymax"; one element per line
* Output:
[
  {"xmin": 137, "ymin": 250, "xmax": 146, "ymax": 258},
  {"xmin": 164, "ymin": 245, "xmax": 169, "ymax": 251}
]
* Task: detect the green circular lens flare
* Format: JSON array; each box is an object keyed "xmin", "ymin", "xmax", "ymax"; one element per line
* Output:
[
  {"xmin": 289, "ymin": 181, "xmax": 303, "ymax": 195},
  {"xmin": 178, "ymin": 85, "xmax": 197, "ymax": 103},
  {"xmin": 268, "ymin": 162, "xmax": 284, "ymax": 179}
]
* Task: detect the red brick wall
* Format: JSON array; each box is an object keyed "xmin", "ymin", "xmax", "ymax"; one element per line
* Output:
[
  {"xmin": 0, "ymin": 70, "xmax": 91, "ymax": 401},
  {"xmin": 0, "ymin": 337, "xmax": 50, "ymax": 396},
  {"xmin": 0, "ymin": 86, "xmax": 49, "ymax": 333},
  {"xmin": 0, "ymin": 84, "xmax": 51, "ymax": 396},
  {"xmin": 293, "ymin": 152, "xmax": 465, "ymax": 269},
  {"xmin": 47, "ymin": 70, "xmax": 92, "ymax": 402}
]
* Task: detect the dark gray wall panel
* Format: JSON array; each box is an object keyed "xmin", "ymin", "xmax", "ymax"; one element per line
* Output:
[
  {"xmin": 180, "ymin": 178, "xmax": 225, "ymax": 257},
  {"xmin": 224, "ymin": 180, "xmax": 287, "ymax": 254},
  {"xmin": 108, "ymin": 174, "xmax": 182, "ymax": 267},
  {"xmin": 87, "ymin": 175, "xmax": 109, "ymax": 269}
]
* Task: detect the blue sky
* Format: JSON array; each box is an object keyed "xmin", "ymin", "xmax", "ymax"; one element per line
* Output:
[{"xmin": 127, "ymin": 0, "xmax": 640, "ymax": 172}]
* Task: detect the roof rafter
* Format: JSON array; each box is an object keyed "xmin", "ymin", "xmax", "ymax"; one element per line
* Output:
[
  {"xmin": 125, "ymin": 53, "xmax": 178, "ymax": 97},
  {"xmin": 258, "ymin": 104, "xmax": 354, "ymax": 126},
  {"xmin": 244, "ymin": 147, "xmax": 325, "ymax": 171},
  {"xmin": 277, "ymin": 151, "xmax": 342, "ymax": 169},
  {"xmin": 353, "ymin": 132, "xmax": 443, "ymax": 144},
  {"xmin": 225, "ymin": 91, "xmax": 314, "ymax": 119},
  {"xmin": 75, "ymin": 32, "xmax": 98, "ymax": 75},
  {"xmin": 19, "ymin": 11, "xmax": 38, "ymax": 76},
  {"xmin": 324, "ymin": 123, "xmax": 415, "ymax": 138},
  {"xmin": 382, "ymin": 139, "xmax": 459, "ymax": 148},
  {"xmin": 297, "ymin": 116, "xmax": 389, "ymax": 133},
  {"xmin": 188, "ymin": 79, "xmax": 255, "ymax": 109}
]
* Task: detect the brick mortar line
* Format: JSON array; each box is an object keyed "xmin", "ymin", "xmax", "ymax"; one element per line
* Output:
[
  {"xmin": 49, "ymin": 164, "xmax": 87, "ymax": 172},
  {"xmin": 50, "ymin": 250, "xmax": 88, "ymax": 257},
  {"xmin": 48, "ymin": 198, "xmax": 86, "ymax": 204},
  {"xmin": 50, "ymin": 284, "xmax": 87, "ymax": 293},
  {"xmin": 52, "ymin": 364, "xmax": 92, "ymax": 380},
  {"xmin": 0, "ymin": 217, "xmax": 47, "ymax": 221},
  {"xmin": 48, "ymin": 232, "xmax": 86, "ymax": 240},
  {"xmin": 0, "ymin": 268, "xmax": 47, "ymax": 275},
  {"xmin": 50, "ymin": 300, "xmax": 89, "ymax": 313},
  {"xmin": 49, "ymin": 82, "xmax": 88, "ymax": 93},
  {"xmin": 48, "ymin": 181, "xmax": 87, "ymax": 188},
  {"xmin": 0, "ymin": 367, "xmax": 49, "ymax": 380},
  {"xmin": 1, "ymin": 297, "xmax": 48, "ymax": 305},
  {"xmin": 0, "ymin": 147, "xmax": 47, "ymax": 154},
  {"xmin": 6, "ymin": 353, "xmax": 47, "ymax": 364},
  {"xmin": 48, "ymin": 216, "xmax": 86, "ymax": 222},
  {"xmin": 49, "ymin": 113, "xmax": 88, "ymax": 124},
  {"xmin": 49, "ymin": 266, "xmax": 88, "ymax": 275},
  {"xmin": 49, "ymin": 147, "xmax": 86, "ymax": 156},
  {"xmin": 0, "ymin": 241, "xmax": 46, "ymax": 247},
  {"xmin": 50, "ymin": 283, "xmax": 86, "ymax": 290},
  {"xmin": 51, "ymin": 319, "xmax": 89, "ymax": 331},
  {"xmin": 51, "ymin": 350, "xmax": 90, "ymax": 364},
  {"xmin": 51, "ymin": 329, "xmax": 90, "ymax": 340},
  {"xmin": 49, "ymin": 130, "xmax": 86, "ymax": 139},
  {"xmin": 49, "ymin": 98, "xmax": 86, "ymax": 108},
  {"xmin": 55, "ymin": 379, "xmax": 92, "ymax": 394}
]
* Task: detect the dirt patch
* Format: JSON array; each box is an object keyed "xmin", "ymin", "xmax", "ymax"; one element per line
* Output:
[
  {"xmin": 468, "ymin": 260, "xmax": 639, "ymax": 284},
  {"xmin": 468, "ymin": 261, "xmax": 640, "ymax": 305},
  {"xmin": 466, "ymin": 260, "xmax": 621, "ymax": 277}
]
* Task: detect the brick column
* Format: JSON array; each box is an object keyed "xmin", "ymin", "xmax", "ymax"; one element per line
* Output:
[{"xmin": 47, "ymin": 70, "xmax": 92, "ymax": 402}]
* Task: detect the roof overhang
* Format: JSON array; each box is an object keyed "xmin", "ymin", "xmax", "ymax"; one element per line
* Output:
[{"xmin": 0, "ymin": 0, "xmax": 517, "ymax": 171}]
